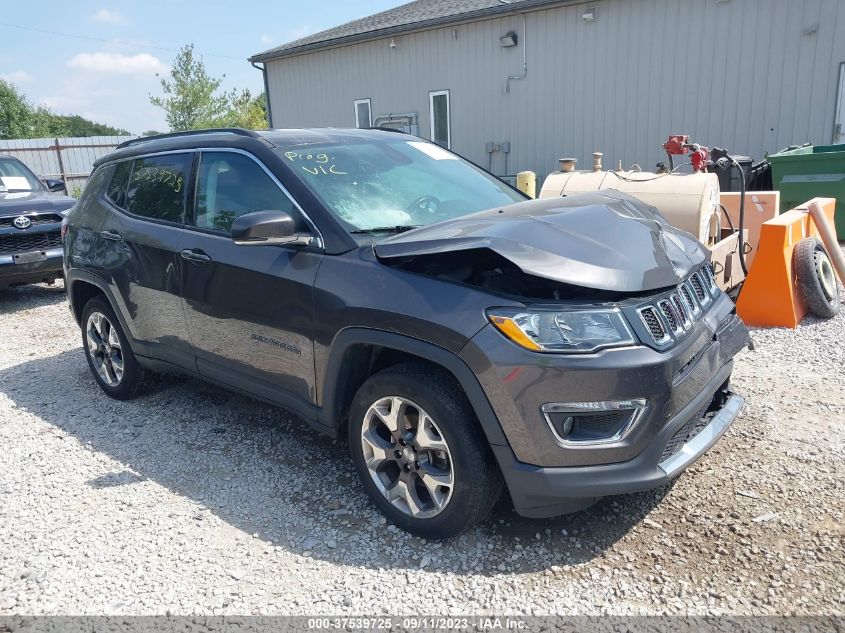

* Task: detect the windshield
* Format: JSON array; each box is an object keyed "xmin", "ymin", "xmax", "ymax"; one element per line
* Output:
[
  {"xmin": 274, "ymin": 138, "xmax": 525, "ymax": 232},
  {"xmin": 0, "ymin": 157, "xmax": 43, "ymax": 192}
]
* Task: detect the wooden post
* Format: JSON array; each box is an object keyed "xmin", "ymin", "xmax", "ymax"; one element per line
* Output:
[{"xmin": 53, "ymin": 138, "xmax": 67, "ymax": 190}]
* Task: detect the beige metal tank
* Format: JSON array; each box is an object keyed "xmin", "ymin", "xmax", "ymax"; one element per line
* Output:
[{"xmin": 539, "ymin": 169, "xmax": 721, "ymax": 246}]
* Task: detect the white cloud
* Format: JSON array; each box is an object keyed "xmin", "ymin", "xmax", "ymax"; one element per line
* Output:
[
  {"xmin": 260, "ymin": 34, "xmax": 274, "ymax": 45},
  {"xmin": 91, "ymin": 9, "xmax": 126, "ymax": 25},
  {"xmin": 67, "ymin": 52, "xmax": 166, "ymax": 75},
  {"xmin": 0, "ymin": 70, "xmax": 32, "ymax": 84},
  {"xmin": 38, "ymin": 72, "xmax": 167, "ymax": 133}
]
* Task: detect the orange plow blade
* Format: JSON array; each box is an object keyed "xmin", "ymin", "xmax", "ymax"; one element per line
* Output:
[{"xmin": 736, "ymin": 197, "xmax": 837, "ymax": 328}]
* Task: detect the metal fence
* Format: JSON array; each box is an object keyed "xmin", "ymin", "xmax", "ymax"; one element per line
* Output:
[{"xmin": 0, "ymin": 135, "xmax": 136, "ymax": 196}]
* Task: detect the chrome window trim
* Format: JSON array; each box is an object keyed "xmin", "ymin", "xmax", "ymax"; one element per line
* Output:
[
  {"xmin": 99, "ymin": 147, "xmax": 324, "ymax": 249},
  {"xmin": 541, "ymin": 399, "xmax": 649, "ymax": 448}
]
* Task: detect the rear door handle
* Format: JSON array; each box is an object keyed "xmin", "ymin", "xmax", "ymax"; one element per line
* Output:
[
  {"xmin": 180, "ymin": 249, "xmax": 212, "ymax": 264},
  {"xmin": 101, "ymin": 230, "xmax": 122, "ymax": 241}
]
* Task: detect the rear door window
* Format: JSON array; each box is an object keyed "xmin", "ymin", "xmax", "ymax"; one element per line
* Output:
[{"xmin": 124, "ymin": 153, "xmax": 192, "ymax": 223}]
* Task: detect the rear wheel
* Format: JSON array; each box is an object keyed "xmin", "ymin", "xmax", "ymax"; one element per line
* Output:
[
  {"xmin": 81, "ymin": 296, "xmax": 148, "ymax": 400},
  {"xmin": 793, "ymin": 237, "xmax": 840, "ymax": 318},
  {"xmin": 348, "ymin": 362, "xmax": 502, "ymax": 539}
]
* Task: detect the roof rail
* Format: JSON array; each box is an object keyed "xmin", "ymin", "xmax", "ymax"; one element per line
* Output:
[{"xmin": 116, "ymin": 128, "xmax": 260, "ymax": 149}]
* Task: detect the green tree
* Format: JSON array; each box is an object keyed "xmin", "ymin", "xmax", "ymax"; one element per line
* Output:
[
  {"xmin": 150, "ymin": 44, "xmax": 269, "ymax": 131},
  {"xmin": 219, "ymin": 89, "xmax": 267, "ymax": 130},
  {"xmin": 0, "ymin": 79, "xmax": 35, "ymax": 139},
  {"xmin": 150, "ymin": 44, "xmax": 229, "ymax": 131},
  {"xmin": 1, "ymin": 79, "xmax": 129, "ymax": 139}
]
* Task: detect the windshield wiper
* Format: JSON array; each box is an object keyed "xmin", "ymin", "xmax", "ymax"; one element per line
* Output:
[{"xmin": 350, "ymin": 225, "xmax": 420, "ymax": 234}]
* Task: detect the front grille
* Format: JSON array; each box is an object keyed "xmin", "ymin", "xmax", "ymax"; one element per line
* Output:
[
  {"xmin": 689, "ymin": 272, "xmax": 707, "ymax": 302},
  {"xmin": 0, "ymin": 231, "xmax": 62, "ymax": 254},
  {"xmin": 671, "ymin": 294, "xmax": 689, "ymax": 326},
  {"xmin": 634, "ymin": 266, "xmax": 718, "ymax": 349},
  {"xmin": 658, "ymin": 299, "xmax": 679, "ymax": 331},
  {"xmin": 660, "ymin": 401, "xmax": 711, "ymax": 462},
  {"xmin": 639, "ymin": 306, "xmax": 667, "ymax": 342},
  {"xmin": 680, "ymin": 284, "xmax": 699, "ymax": 316},
  {"xmin": 0, "ymin": 213, "xmax": 63, "ymax": 228},
  {"xmin": 702, "ymin": 265, "xmax": 717, "ymax": 292}
]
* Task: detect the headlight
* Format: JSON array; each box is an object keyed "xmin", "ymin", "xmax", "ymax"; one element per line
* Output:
[{"xmin": 487, "ymin": 308, "xmax": 636, "ymax": 353}]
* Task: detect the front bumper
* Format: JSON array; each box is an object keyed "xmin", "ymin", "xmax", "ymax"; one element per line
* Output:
[
  {"xmin": 0, "ymin": 247, "xmax": 64, "ymax": 286},
  {"xmin": 491, "ymin": 381, "xmax": 743, "ymax": 517},
  {"xmin": 459, "ymin": 292, "xmax": 750, "ymax": 518}
]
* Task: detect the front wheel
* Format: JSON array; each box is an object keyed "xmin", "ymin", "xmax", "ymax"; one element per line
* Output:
[{"xmin": 348, "ymin": 362, "xmax": 503, "ymax": 539}]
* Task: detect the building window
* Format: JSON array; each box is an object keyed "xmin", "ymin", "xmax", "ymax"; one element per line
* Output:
[
  {"xmin": 354, "ymin": 99, "xmax": 372, "ymax": 128},
  {"xmin": 429, "ymin": 90, "xmax": 451, "ymax": 148}
]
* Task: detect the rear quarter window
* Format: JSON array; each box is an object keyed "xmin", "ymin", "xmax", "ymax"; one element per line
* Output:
[
  {"xmin": 105, "ymin": 161, "xmax": 132, "ymax": 208},
  {"xmin": 124, "ymin": 154, "xmax": 192, "ymax": 223}
]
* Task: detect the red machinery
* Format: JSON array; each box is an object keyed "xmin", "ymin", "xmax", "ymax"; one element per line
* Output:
[{"xmin": 663, "ymin": 135, "xmax": 709, "ymax": 172}]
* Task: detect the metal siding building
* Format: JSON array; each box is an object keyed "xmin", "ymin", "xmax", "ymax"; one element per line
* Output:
[{"xmin": 254, "ymin": 0, "xmax": 845, "ymax": 179}]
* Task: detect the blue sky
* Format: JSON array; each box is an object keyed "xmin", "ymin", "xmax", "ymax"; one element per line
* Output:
[{"xmin": 0, "ymin": 1, "xmax": 403, "ymax": 134}]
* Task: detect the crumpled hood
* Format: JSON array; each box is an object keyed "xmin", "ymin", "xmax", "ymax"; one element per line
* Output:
[
  {"xmin": 0, "ymin": 190, "xmax": 76, "ymax": 216},
  {"xmin": 375, "ymin": 190, "xmax": 707, "ymax": 293}
]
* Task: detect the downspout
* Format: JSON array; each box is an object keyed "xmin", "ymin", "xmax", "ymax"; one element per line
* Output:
[
  {"xmin": 505, "ymin": 13, "xmax": 527, "ymax": 93},
  {"xmin": 251, "ymin": 61, "xmax": 273, "ymax": 128}
]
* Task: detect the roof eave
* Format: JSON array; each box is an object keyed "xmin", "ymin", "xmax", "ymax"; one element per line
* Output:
[{"xmin": 248, "ymin": 0, "xmax": 566, "ymax": 63}]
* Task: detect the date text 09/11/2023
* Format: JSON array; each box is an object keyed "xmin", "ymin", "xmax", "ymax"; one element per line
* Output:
[{"xmin": 306, "ymin": 616, "xmax": 528, "ymax": 630}]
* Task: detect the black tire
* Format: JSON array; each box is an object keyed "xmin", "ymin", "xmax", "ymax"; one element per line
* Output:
[
  {"xmin": 81, "ymin": 296, "xmax": 149, "ymax": 400},
  {"xmin": 348, "ymin": 362, "xmax": 503, "ymax": 539},
  {"xmin": 793, "ymin": 237, "xmax": 840, "ymax": 318}
]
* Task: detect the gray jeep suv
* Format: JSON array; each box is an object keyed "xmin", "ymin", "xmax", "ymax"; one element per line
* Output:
[{"xmin": 63, "ymin": 128, "xmax": 750, "ymax": 538}]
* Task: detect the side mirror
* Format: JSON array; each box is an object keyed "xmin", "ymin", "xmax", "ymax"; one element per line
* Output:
[
  {"xmin": 231, "ymin": 210, "xmax": 314, "ymax": 247},
  {"xmin": 44, "ymin": 179, "xmax": 67, "ymax": 194}
]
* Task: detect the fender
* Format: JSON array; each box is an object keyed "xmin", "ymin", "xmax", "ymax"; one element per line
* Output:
[
  {"xmin": 64, "ymin": 268, "xmax": 154, "ymax": 357},
  {"xmin": 319, "ymin": 327, "xmax": 509, "ymax": 447}
]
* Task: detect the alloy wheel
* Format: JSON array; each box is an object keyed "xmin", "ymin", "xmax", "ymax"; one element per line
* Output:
[
  {"xmin": 360, "ymin": 396, "xmax": 454, "ymax": 519},
  {"xmin": 86, "ymin": 311, "xmax": 124, "ymax": 387}
]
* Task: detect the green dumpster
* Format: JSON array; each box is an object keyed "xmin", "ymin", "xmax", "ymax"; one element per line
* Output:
[{"xmin": 768, "ymin": 143, "xmax": 845, "ymax": 239}]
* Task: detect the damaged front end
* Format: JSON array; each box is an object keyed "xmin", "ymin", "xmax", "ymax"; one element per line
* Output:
[
  {"xmin": 374, "ymin": 190, "xmax": 709, "ymax": 298},
  {"xmin": 373, "ymin": 189, "xmax": 750, "ymax": 357},
  {"xmin": 380, "ymin": 247, "xmax": 640, "ymax": 302}
]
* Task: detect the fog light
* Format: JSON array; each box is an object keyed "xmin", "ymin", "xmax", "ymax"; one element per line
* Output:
[{"xmin": 542, "ymin": 399, "xmax": 648, "ymax": 446}]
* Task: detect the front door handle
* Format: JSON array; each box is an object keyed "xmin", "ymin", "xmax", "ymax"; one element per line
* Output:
[
  {"xmin": 101, "ymin": 230, "xmax": 122, "ymax": 241},
  {"xmin": 180, "ymin": 249, "xmax": 212, "ymax": 264}
]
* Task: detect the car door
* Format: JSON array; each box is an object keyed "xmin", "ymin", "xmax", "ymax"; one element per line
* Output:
[
  {"xmin": 95, "ymin": 152, "xmax": 194, "ymax": 369},
  {"xmin": 179, "ymin": 149, "xmax": 322, "ymax": 413}
]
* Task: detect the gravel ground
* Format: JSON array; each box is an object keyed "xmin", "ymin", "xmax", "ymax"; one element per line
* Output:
[{"xmin": 0, "ymin": 279, "xmax": 842, "ymax": 617}]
